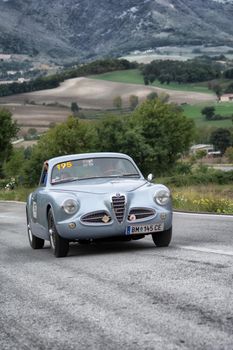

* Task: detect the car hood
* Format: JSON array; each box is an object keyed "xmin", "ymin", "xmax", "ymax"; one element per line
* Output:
[{"xmin": 49, "ymin": 178, "xmax": 151, "ymax": 195}]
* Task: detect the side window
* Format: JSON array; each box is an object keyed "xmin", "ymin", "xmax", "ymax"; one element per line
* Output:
[{"xmin": 39, "ymin": 161, "xmax": 49, "ymax": 186}]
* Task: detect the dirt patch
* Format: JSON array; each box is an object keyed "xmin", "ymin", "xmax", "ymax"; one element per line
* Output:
[{"xmin": 1, "ymin": 104, "xmax": 71, "ymax": 127}]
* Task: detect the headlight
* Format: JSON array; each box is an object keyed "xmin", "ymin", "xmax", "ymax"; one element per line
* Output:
[
  {"xmin": 154, "ymin": 189, "xmax": 170, "ymax": 206},
  {"xmin": 62, "ymin": 199, "xmax": 79, "ymax": 214}
]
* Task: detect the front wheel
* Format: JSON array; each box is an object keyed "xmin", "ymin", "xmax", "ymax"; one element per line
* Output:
[
  {"xmin": 48, "ymin": 209, "xmax": 69, "ymax": 258},
  {"xmin": 26, "ymin": 209, "xmax": 44, "ymax": 249},
  {"xmin": 152, "ymin": 226, "xmax": 172, "ymax": 247}
]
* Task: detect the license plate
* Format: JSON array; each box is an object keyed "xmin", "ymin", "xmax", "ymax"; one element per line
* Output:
[{"xmin": 126, "ymin": 223, "xmax": 164, "ymax": 235}]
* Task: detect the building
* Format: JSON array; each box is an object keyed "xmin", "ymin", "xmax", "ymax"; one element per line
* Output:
[
  {"xmin": 0, "ymin": 54, "xmax": 11, "ymax": 61},
  {"xmin": 190, "ymin": 144, "xmax": 214, "ymax": 155},
  {"xmin": 190, "ymin": 144, "xmax": 221, "ymax": 157},
  {"xmin": 220, "ymin": 94, "xmax": 233, "ymax": 102}
]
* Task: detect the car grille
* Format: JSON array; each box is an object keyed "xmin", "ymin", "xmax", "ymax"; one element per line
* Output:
[
  {"xmin": 81, "ymin": 211, "xmax": 111, "ymax": 224},
  {"xmin": 128, "ymin": 208, "xmax": 155, "ymax": 221},
  {"xmin": 112, "ymin": 195, "xmax": 126, "ymax": 223}
]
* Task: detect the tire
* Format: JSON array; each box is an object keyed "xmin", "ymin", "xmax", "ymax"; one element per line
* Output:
[
  {"xmin": 26, "ymin": 209, "xmax": 44, "ymax": 249},
  {"xmin": 48, "ymin": 209, "xmax": 69, "ymax": 258},
  {"xmin": 152, "ymin": 226, "xmax": 172, "ymax": 247}
]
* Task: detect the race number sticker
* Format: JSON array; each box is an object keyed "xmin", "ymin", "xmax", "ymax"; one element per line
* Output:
[{"xmin": 56, "ymin": 162, "xmax": 73, "ymax": 171}]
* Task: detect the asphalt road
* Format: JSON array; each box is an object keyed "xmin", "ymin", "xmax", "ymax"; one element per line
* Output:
[{"xmin": 0, "ymin": 202, "xmax": 233, "ymax": 350}]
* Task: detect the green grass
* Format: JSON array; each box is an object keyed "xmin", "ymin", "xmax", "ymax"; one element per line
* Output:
[
  {"xmin": 0, "ymin": 187, "xmax": 34, "ymax": 202},
  {"xmin": 182, "ymin": 102, "xmax": 233, "ymax": 127},
  {"xmin": 90, "ymin": 69, "xmax": 213, "ymax": 94},
  {"xmin": 90, "ymin": 69, "xmax": 144, "ymax": 84}
]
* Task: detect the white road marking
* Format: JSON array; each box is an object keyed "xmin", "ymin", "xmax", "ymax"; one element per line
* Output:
[
  {"xmin": 177, "ymin": 245, "xmax": 233, "ymax": 257},
  {"xmin": 174, "ymin": 211, "xmax": 233, "ymax": 219}
]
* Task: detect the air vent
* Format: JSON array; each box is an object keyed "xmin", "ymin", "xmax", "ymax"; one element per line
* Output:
[
  {"xmin": 128, "ymin": 208, "xmax": 155, "ymax": 221},
  {"xmin": 81, "ymin": 211, "xmax": 111, "ymax": 224},
  {"xmin": 112, "ymin": 195, "xmax": 125, "ymax": 223}
]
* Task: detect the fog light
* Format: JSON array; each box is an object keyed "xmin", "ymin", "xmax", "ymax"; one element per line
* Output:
[
  {"xmin": 68, "ymin": 222, "xmax": 76, "ymax": 229},
  {"xmin": 129, "ymin": 214, "xmax": 136, "ymax": 221},
  {"xmin": 160, "ymin": 213, "xmax": 167, "ymax": 220}
]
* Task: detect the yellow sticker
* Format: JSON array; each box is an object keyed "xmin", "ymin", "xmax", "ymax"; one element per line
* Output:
[{"xmin": 56, "ymin": 161, "xmax": 73, "ymax": 171}]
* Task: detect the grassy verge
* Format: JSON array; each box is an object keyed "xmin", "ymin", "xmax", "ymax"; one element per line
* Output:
[
  {"xmin": 0, "ymin": 187, "xmax": 34, "ymax": 202},
  {"xmin": 171, "ymin": 184, "xmax": 233, "ymax": 214}
]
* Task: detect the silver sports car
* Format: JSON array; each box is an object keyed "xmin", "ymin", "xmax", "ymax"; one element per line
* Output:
[{"xmin": 26, "ymin": 152, "xmax": 173, "ymax": 257}]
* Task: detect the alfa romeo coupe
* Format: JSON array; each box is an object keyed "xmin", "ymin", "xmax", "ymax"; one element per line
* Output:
[{"xmin": 26, "ymin": 152, "xmax": 173, "ymax": 257}]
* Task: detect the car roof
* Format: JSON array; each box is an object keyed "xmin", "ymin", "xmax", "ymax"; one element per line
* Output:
[{"xmin": 48, "ymin": 152, "xmax": 133, "ymax": 166}]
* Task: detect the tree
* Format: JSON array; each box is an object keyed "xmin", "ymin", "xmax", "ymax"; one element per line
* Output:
[
  {"xmin": 131, "ymin": 99, "xmax": 195, "ymax": 174},
  {"xmin": 129, "ymin": 95, "xmax": 139, "ymax": 110},
  {"xmin": 95, "ymin": 115, "xmax": 151, "ymax": 169},
  {"xmin": 224, "ymin": 147, "xmax": 233, "ymax": 163},
  {"xmin": 224, "ymin": 68, "xmax": 233, "ymax": 79},
  {"xmin": 144, "ymin": 76, "xmax": 149, "ymax": 85},
  {"xmin": 113, "ymin": 96, "xmax": 122, "ymax": 109},
  {"xmin": 195, "ymin": 150, "xmax": 207, "ymax": 163},
  {"xmin": 24, "ymin": 116, "xmax": 97, "ymax": 185},
  {"xmin": 225, "ymin": 82, "xmax": 233, "ymax": 94},
  {"xmin": 3, "ymin": 147, "xmax": 25, "ymax": 179},
  {"xmin": 201, "ymin": 106, "xmax": 215, "ymax": 120},
  {"xmin": 212, "ymin": 84, "xmax": 222, "ymax": 101},
  {"xmin": 147, "ymin": 92, "xmax": 158, "ymax": 101},
  {"xmin": 71, "ymin": 102, "xmax": 80, "ymax": 116},
  {"xmin": 0, "ymin": 108, "xmax": 19, "ymax": 176},
  {"xmin": 210, "ymin": 128, "xmax": 232, "ymax": 155}
]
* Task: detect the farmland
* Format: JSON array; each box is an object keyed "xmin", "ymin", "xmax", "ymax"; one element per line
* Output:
[
  {"xmin": 0, "ymin": 74, "xmax": 216, "ymax": 132},
  {"xmin": 1, "ymin": 67, "xmax": 233, "ymax": 134}
]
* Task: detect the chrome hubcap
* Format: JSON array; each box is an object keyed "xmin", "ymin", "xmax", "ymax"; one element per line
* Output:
[
  {"xmin": 28, "ymin": 224, "xmax": 33, "ymax": 243},
  {"xmin": 49, "ymin": 228, "xmax": 55, "ymax": 250}
]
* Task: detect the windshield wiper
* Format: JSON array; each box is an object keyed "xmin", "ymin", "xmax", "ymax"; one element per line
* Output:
[
  {"xmin": 121, "ymin": 173, "xmax": 140, "ymax": 177},
  {"xmin": 52, "ymin": 177, "xmax": 79, "ymax": 184}
]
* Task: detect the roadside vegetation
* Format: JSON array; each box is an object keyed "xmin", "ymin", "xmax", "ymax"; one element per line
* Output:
[{"xmin": 172, "ymin": 187, "xmax": 233, "ymax": 214}]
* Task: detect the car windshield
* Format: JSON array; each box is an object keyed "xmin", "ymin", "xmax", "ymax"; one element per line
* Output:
[{"xmin": 51, "ymin": 157, "xmax": 140, "ymax": 184}]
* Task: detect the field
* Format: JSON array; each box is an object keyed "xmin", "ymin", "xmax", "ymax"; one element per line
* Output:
[
  {"xmin": 1, "ymin": 69, "xmax": 233, "ymax": 133},
  {"xmin": 91, "ymin": 69, "xmax": 212, "ymax": 93},
  {"xmin": 182, "ymin": 102, "xmax": 233, "ymax": 127},
  {"xmin": 91, "ymin": 69, "xmax": 233, "ymax": 127}
]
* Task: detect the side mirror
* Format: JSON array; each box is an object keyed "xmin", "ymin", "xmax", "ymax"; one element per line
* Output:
[{"xmin": 147, "ymin": 173, "xmax": 154, "ymax": 182}]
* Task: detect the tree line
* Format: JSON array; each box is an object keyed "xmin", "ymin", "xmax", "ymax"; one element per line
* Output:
[
  {"xmin": 141, "ymin": 59, "xmax": 222, "ymax": 85},
  {"xmin": 1, "ymin": 56, "xmax": 233, "ymax": 98}
]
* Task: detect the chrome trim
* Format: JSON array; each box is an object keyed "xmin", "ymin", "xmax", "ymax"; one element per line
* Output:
[
  {"xmin": 81, "ymin": 211, "xmax": 112, "ymax": 225},
  {"xmin": 111, "ymin": 194, "xmax": 126, "ymax": 223}
]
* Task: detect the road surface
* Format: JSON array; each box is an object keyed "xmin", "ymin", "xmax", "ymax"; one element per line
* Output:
[{"xmin": 0, "ymin": 202, "xmax": 233, "ymax": 350}]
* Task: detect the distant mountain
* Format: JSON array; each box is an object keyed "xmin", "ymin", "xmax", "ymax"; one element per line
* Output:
[{"xmin": 0, "ymin": 0, "xmax": 233, "ymax": 62}]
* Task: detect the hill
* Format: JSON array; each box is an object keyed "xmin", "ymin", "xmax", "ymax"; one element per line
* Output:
[{"xmin": 0, "ymin": 0, "xmax": 233, "ymax": 62}]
